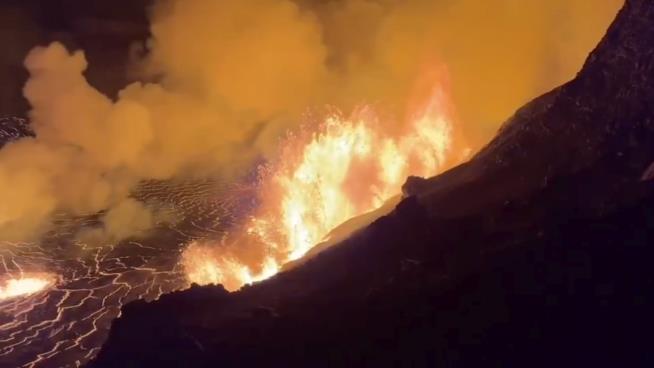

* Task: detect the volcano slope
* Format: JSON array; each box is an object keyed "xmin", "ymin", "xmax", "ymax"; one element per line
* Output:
[{"xmin": 91, "ymin": 0, "xmax": 654, "ymax": 367}]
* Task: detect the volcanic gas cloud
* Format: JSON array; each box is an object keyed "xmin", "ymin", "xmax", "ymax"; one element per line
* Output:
[{"xmin": 0, "ymin": 0, "xmax": 621, "ymax": 289}]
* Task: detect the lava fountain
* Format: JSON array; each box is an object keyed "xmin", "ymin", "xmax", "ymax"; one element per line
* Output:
[
  {"xmin": 182, "ymin": 71, "xmax": 467, "ymax": 291},
  {"xmin": 0, "ymin": 273, "xmax": 55, "ymax": 301}
]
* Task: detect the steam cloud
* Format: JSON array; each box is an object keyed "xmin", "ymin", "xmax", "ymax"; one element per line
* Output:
[{"xmin": 0, "ymin": 0, "xmax": 621, "ymax": 241}]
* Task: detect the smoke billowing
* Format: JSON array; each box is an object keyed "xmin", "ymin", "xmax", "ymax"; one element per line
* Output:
[{"xmin": 0, "ymin": 0, "xmax": 621, "ymax": 241}]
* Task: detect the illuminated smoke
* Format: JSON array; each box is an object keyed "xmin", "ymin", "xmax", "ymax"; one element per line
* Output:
[{"xmin": 0, "ymin": 0, "xmax": 621, "ymax": 243}]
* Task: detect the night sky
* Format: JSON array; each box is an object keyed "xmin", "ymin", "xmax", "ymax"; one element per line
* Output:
[{"xmin": 0, "ymin": 0, "xmax": 151, "ymax": 114}]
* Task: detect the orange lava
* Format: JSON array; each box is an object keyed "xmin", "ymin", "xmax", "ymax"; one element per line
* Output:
[
  {"xmin": 0, "ymin": 274, "xmax": 55, "ymax": 301},
  {"xmin": 182, "ymin": 71, "xmax": 468, "ymax": 291}
]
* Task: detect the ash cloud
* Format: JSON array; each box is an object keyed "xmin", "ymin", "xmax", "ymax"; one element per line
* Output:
[{"xmin": 0, "ymin": 0, "xmax": 621, "ymax": 241}]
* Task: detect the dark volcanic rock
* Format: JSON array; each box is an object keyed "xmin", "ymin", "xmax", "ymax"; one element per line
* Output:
[{"xmin": 91, "ymin": 1, "xmax": 654, "ymax": 367}]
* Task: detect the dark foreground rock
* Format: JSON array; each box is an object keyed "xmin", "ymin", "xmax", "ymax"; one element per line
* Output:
[{"xmin": 91, "ymin": 1, "xmax": 654, "ymax": 367}]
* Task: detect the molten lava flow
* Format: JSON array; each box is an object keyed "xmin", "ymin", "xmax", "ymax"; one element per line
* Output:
[
  {"xmin": 182, "ymin": 74, "xmax": 467, "ymax": 291},
  {"xmin": 0, "ymin": 274, "xmax": 55, "ymax": 301}
]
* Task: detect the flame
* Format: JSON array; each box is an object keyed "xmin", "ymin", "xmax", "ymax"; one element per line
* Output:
[
  {"xmin": 182, "ymin": 71, "xmax": 467, "ymax": 291},
  {"xmin": 0, "ymin": 274, "xmax": 55, "ymax": 301}
]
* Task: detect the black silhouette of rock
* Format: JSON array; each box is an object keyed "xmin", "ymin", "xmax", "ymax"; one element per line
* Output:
[{"xmin": 90, "ymin": 1, "xmax": 654, "ymax": 367}]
